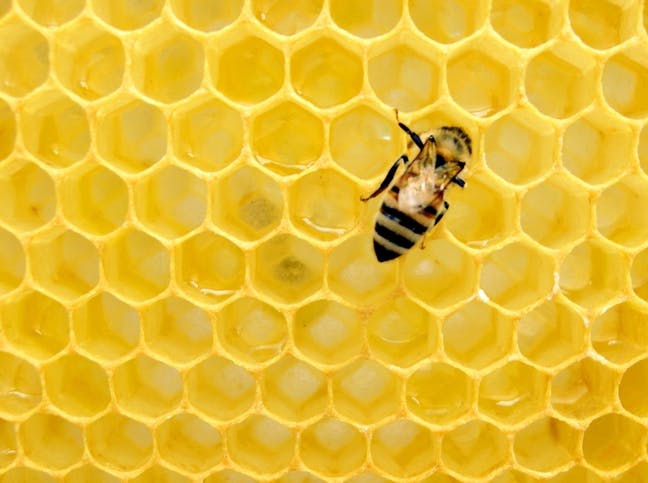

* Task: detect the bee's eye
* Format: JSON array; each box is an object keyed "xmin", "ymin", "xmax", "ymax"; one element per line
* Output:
[{"xmin": 435, "ymin": 154, "xmax": 446, "ymax": 167}]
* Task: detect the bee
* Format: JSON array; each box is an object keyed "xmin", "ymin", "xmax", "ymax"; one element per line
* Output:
[{"xmin": 362, "ymin": 112, "xmax": 471, "ymax": 262}]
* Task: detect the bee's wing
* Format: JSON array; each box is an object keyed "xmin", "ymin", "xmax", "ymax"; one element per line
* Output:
[{"xmin": 434, "ymin": 161, "xmax": 465, "ymax": 191}]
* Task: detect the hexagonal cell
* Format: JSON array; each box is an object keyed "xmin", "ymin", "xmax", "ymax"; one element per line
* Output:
[
  {"xmin": 440, "ymin": 420, "xmax": 508, "ymax": 479},
  {"xmin": 603, "ymin": 45, "xmax": 648, "ymax": 119},
  {"xmin": 19, "ymin": 413, "xmax": 83, "ymax": 470},
  {"xmin": 513, "ymin": 417, "xmax": 579, "ymax": 474},
  {"xmin": 370, "ymin": 419, "xmax": 436, "ymax": 478},
  {"xmin": 252, "ymin": 0, "xmax": 321, "ymax": 35},
  {"xmin": 288, "ymin": 168, "xmax": 360, "ymax": 241},
  {"xmin": 261, "ymin": 354, "xmax": 327, "ymax": 422},
  {"xmin": 560, "ymin": 239, "xmax": 627, "ymax": 310},
  {"xmin": 329, "ymin": 0, "xmax": 400, "ymax": 37},
  {"xmin": 292, "ymin": 299, "xmax": 362, "ymax": 366},
  {"xmin": 409, "ymin": 0, "xmax": 488, "ymax": 43},
  {"xmin": 491, "ymin": 0, "xmax": 561, "ymax": 48},
  {"xmin": 254, "ymin": 234, "xmax": 323, "ymax": 304},
  {"xmin": 212, "ymin": 35, "xmax": 283, "ymax": 105},
  {"xmin": 171, "ymin": 95, "xmax": 243, "ymax": 172},
  {"xmin": 1, "ymin": 290, "xmax": 69, "ymax": 360},
  {"xmin": 0, "ymin": 158, "xmax": 56, "ymax": 232},
  {"xmin": 518, "ymin": 299, "xmax": 586, "ymax": 369},
  {"xmin": 54, "ymin": 18, "xmax": 124, "ymax": 100},
  {"xmin": 443, "ymin": 300, "xmax": 514, "ymax": 371},
  {"xmin": 86, "ymin": 412, "xmax": 153, "ymax": 472},
  {"xmin": 368, "ymin": 297, "xmax": 436, "ymax": 368},
  {"xmin": 186, "ymin": 355, "xmax": 256, "ymax": 421},
  {"xmin": 28, "ymin": 228, "xmax": 99, "ymax": 301},
  {"xmin": 526, "ymin": 41, "xmax": 597, "ymax": 119},
  {"xmin": 406, "ymin": 362, "xmax": 473, "ymax": 425},
  {"xmin": 0, "ymin": 16, "xmax": 48, "ymax": 96},
  {"xmin": 597, "ymin": 175, "xmax": 648, "ymax": 247},
  {"xmin": 102, "ymin": 228, "xmax": 171, "ymax": 303},
  {"xmin": 551, "ymin": 358, "xmax": 617, "ymax": 421},
  {"xmin": 591, "ymin": 302, "xmax": 648, "ymax": 365},
  {"xmin": 20, "ymin": 89, "xmax": 90, "ymax": 169},
  {"xmin": 478, "ymin": 361, "xmax": 549, "ymax": 427},
  {"xmin": 130, "ymin": 466, "xmax": 191, "ymax": 483},
  {"xmin": 96, "ymin": 96, "xmax": 167, "ymax": 174},
  {"xmin": 368, "ymin": 43, "xmax": 441, "ymax": 113},
  {"xmin": 218, "ymin": 296, "xmax": 287, "ymax": 364},
  {"xmin": 0, "ymin": 228, "xmax": 24, "ymax": 295},
  {"xmin": 328, "ymin": 234, "xmax": 397, "ymax": 306},
  {"xmin": 171, "ymin": 0, "xmax": 243, "ymax": 31},
  {"xmin": 548, "ymin": 466, "xmax": 604, "ymax": 483},
  {"xmin": 481, "ymin": 241, "xmax": 554, "ymax": 311},
  {"xmin": 205, "ymin": 470, "xmax": 256, "ymax": 483},
  {"xmin": 520, "ymin": 172, "xmax": 590, "ymax": 249},
  {"xmin": 619, "ymin": 358, "xmax": 648, "ymax": 417},
  {"xmin": 227, "ymin": 414, "xmax": 295, "ymax": 475},
  {"xmin": 18, "ymin": 0, "xmax": 83, "ymax": 25},
  {"xmin": 157, "ymin": 413, "xmax": 222, "ymax": 473},
  {"xmin": 563, "ymin": 109, "xmax": 633, "ymax": 186},
  {"xmin": 113, "ymin": 355, "xmax": 182, "ymax": 419},
  {"xmin": 582, "ymin": 414, "xmax": 646, "ymax": 471},
  {"xmin": 0, "ymin": 99, "xmax": 15, "ymax": 161},
  {"xmin": 447, "ymin": 39, "xmax": 518, "ymax": 117},
  {"xmin": 300, "ymin": 418, "xmax": 366, "ymax": 478},
  {"xmin": 0, "ymin": 420, "xmax": 16, "ymax": 469},
  {"xmin": 403, "ymin": 238, "xmax": 478, "ymax": 309},
  {"xmin": 332, "ymin": 358, "xmax": 401, "ymax": 424},
  {"xmin": 92, "ymin": 0, "xmax": 164, "ymax": 30},
  {"xmin": 64, "ymin": 465, "xmax": 119, "ymax": 483},
  {"xmin": 0, "ymin": 352, "xmax": 41, "ymax": 417},
  {"xmin": 44, "ymin": 353, "xmax": 110, "ymax": 418},
  {"xmin": 252, "ymin": 101, "xmax": 324, "ymax": 175},
  {"xmin": 570, "ymin": 0, "xmax": 639, "ymax": 49},
  {"xmin": 484, "ymin": 107, "xmax": 554, "ymax": 185}
]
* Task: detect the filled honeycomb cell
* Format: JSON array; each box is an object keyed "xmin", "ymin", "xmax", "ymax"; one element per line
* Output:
[
  {"xmin": 597, "ymin": 175, "xmax": 648, "ymax": 247},
  {"xmin": 591, "ymin": 302, "xmax": 648, "ymax": 365},
  {"xmin": 491, "ymin": 0, "xmax": 561, "ymax": 48},
  {"xmin": 602, "ymin": 44, "xmax": 648, "ymax": 118},
  {"xmin": 130, "ymin": 466, "xmax": 191, "ymax": 483},
  {"xmin": 409, "ymin": 0, "xmax": 488, "ymax": 44},
  {"xmin": 91, "ymin": 0, "xmax": 164, "ymax": 31},
  {"xmin": 0, "ymin": 228, "xmax": 24, "ymax": 295},
  {"xmin": 0, "ymin": 419, "xmax": 16, "ymax": 469},
  {"xmin": 0, "ymin": 351, "xmax": 41, "ymax": 417},
  {"xmin": 274, "ymin": 471, "xmax": 324, "ymax": 483},
  {"xmin": 204, "ymin": 469, "xmax": 256, "ymax": 483},
  {"xmin": 19, "ymin": 413, "xmax": 83, "ymax": 470},
  {"xmin": 619, "ymin": 358, "xmax": 648, "ymax": 417},
  {"xmin": 582, "ymin": 413, "xmax": 646, "ymax": 471},
  {"xmin": 329, "ymin": 0, "xmax": 400, "ymax": 38},
  {"xmin": 1, "ymin": 467, "xmax": 55, "ymax": 482},
  {"xmin": 18, "ymin": 0, "xmax": 83, "ymax": 26},
  {"xmin": 549, "ymin": 466, "xmax": 605, "ymax": 483},
  {"xmin": 0, "ymin": 99, "xmax": 16, "ymax": 161},
  {"xmin": 640, "ymin": 124, "xmax": 648, "ymax": 175},
  {"xmin": 632, "ymin": 247, "xmax": 648, "ymax": 302},
  {"xmin": 171, "ymin": 0, "xmax": 243, "ymax": 32},
  {"xmin": 64, "ymin": 465, "xmax": 119, "ymax": 483},
  {"xmin": 251, "ymin": 0, "xmax": 321, "ymax": 35},
  {"xmin": 512, "ymin": 417, "xmax": 579, "ymax": 474},
  {"xmin": 0, "ymin": 16, "xmax": 48, "ymax": 96}
]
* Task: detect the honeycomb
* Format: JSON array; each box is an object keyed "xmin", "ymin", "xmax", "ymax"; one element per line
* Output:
[{"xmin": 1, "ymin": 0, "xmax": 648, "ymax": 481}]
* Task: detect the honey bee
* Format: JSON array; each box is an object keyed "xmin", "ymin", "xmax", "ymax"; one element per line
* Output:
[{"xmin": 362, "ymin": 112, "xmax": 471, "ymax": 262}]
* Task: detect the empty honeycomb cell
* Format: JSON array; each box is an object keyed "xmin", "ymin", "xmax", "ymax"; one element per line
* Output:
[
  {"xmin": 171, "ymin": 95, "xmax": 243, "ymax": 172},
  {"xmin": 368, "ymin": 43, "xmax": 440, "ymax": 113},
  {"xmin": 440, "ymin": 420, "xmax": 509, "ymax": 479},
  {"xmin": 330, "ymin": 0, "xmax": 401, "ymax": 37},
  {"xmin": 142, "ymin": 296, "xmax": 212, "ymax": 364},
  {"xmin": 18, "ymin": 0, "xmax": 83, "ymax": 25},
  {"xmin": 491, "ymin": 0, "xmax": 561, "ymax": 48},
  {"xmin": 102, "ymin": 228, "xmax": 170, "ymax": 303},
  {"xmin": 20, "ymin": 89, "xmax": 90, "ymax": 169},
  {"xmin": 0, "ymin": 99, "xmax": 15, "ymax": 161},
  {"xmin": 484, "ymin": 108, "xmax": 554, "ymax": 185},
  {"xmin": 156, "ymin": 413, "xmax": 223, "ymax": 473},
  {"xmin": 406, "ymin": 362, "xmax": 473, "ymax": 425},
  {"xmin": 96, "ymin": 96, "xmax": 167, "ymax": 174},
  {"xmin": 603, "ymin": 45, "xmax": 648, "ymax": 119},
  {"xmin": 1, "ymin": 468, "xmax": 54, "ymax": 483},
  {"xmin": 518, "ymin": 299, "xmax": 586, "ymax": 369},
  {"xmin": 447, "ymin": 39, "xmax": 517, "ymax": 117},
  {"xmin": 560, "ymin": 239, "xmax": 627, "ymax": 310},
  {"xmin": 227, "ymin": 414, "xmax": 295, "ymax": 475},
  {"xmin": 171, "ymin": 0, "xmax": 243, "ymax": 32},
  {"xmin": 91, "ymin": 0, "xmax": 164, "ymax": 30},
  {"xmin": 113, "ymin": 355, "xmax": 182, "ymax": 419},
  {"xmin": 0, "ymin": 228, "xmax": 23, "ymax": 295},
  {"xmin": 619, "ymin": 358, "xmax": 648, "ymax": 417},
  {"xmin": 54, "ymin": 18, "xmax": 124, "ymax": 101},
  {"xmin": 549, "ymin": 466, "xmax": 605, "ymax": 483},
  {"xmin": 213, "ymin": 35, "xmax": 284, "ymax": 105},
  {"xmin": 403, "ymin": 238, "xmax": 478, "ymax": 309},
  {"xmin": 443, "ymin": 300, "xmax": 514, "ymax": 371},
  {"xmin": 582, "ymin": 413, "xmax": 646, "ymax": 471},
  {"xmin": 0, "ymin": 16, "xmax": 48, "ymax": 96},
  {"xmin": 288, "ymin": 168, "xmax": 360, "ymax": 241},
  {"xmin": 0, "ymin": 352, "xmax": 41, "ymax": 417},
  {"xmin": 186, "ymin": 356, "xmax": 256, "ymax": 421},
  {"xmin": 513, "ymin": 417, "xmax": 579, "ymax": 473},
  {"xmin": 597, "ymin": 175, "xmax": 648, "ymax": 247},
  {"xmin": 1, "ymin": 290, "xmax": 69, "ymax": 360},
  {"xmin": 570, "ymin": 0, "xmax": 639, "ymax": 50},
  {"xmin": 44, "ymin": 353, "xmax": 110, "ymax": 417},
  {"xmin": 292, "ymin": 299, "xmax": 362, "ymax": 366},
  {"xmin": 72, "ymin": 291, "xmax": 140, "ymax": 361},
  {"xmin": 86, "ymin": 412, "xmax": 153, "ymax": 472},
  {"xmin": 520, "ymin": 172, "xmax": 590, "ymax": 249},
  {"xmin": 591, "ymin": 302, "xmax": 648, "ymax": 365},
  {"xmin": 252, "ymin": 0, "xmax": 321, "ymax": 35},
  {"xmin": 19, "ymin": 413, "xmax": 83, "ymax": 469},
  {"xmin": 205, "ymin": 470, "xmax": 256, "ymax": 483},
  {"xmin": 478, "ymin": 361, "xmax": 549, "ymax": 427},
  {"xmin": 332, "ymin": 358, "xmax": 401, "ymax": 424},
  {"xmin": 409, "ymin": 0, "xmax": 487, "ymax": 44},
  {"xmin": 252, "ymin": 101, "xmax": 324, "ymax": 175},
  {"xmin": 368, "ymin": 297, "xmax": 436, "ymax": 368},
  {"xmin": 28, "ymin": 228, "xmax": 99, "ymax": 301},
  {"xmin": 300, "ymin": 418, "xmax": 366, "ymax": 477},
  {"xmin": 261, "ymin": 354, "xmax": 327, "ymax": 422},
  {"xmin": 130, "ymin": 466, "xmax": 190, "ymax": 483},
  {"xmin": 0, "ymin": 419, "xmax": 15, "ymax": 468},
  {"xmin": 551, "ymin": 358, "xmax": 617, "ymax": 421},
  {"xmin": 525, "ymin": 42, "xmax": 597, "ymax": 119},
  {"xmin": 370, "ymin": 419, "xmax": 436, "ymax": 478}
]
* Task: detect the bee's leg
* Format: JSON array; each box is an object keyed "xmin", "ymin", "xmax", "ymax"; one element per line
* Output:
[
  {"xmin": 451, "ymin": 177, "xmax": 466, "ymax": 188},
  {"xmin": 394, "ymin": 109, "xmax": 424, "ymax": 149},
  {"xmin": 420, "ymin": 231, "xmax": 430, "ymax": 250},
  {"xmin": 360, "ymin": 154, "xmax": 409, "ymax": 202},
  {"xmin": 434, "ymin": 201, "xmax": 450, "ymax": 226}
]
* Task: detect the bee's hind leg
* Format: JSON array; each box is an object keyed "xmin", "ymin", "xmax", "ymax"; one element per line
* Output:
[
  {"xmin": 361, "ymin": 154, "xmax": 408, "ymax": 202},
  {"xmin": 434, "ymin": 201, "xmax": 450, "ymax": 226}
]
